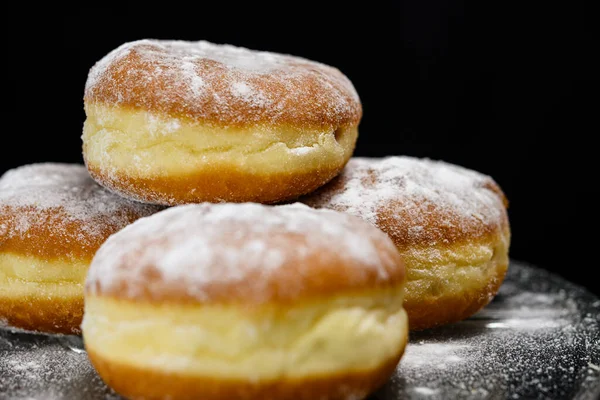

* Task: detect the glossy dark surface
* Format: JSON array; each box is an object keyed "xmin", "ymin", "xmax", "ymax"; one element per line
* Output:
[
  {"xmin": 375, "ymin": 261, "xmax": 600, "ymax": 400},
  {"xmin": 1, "ymin": 261, "xmax": 599, "ymax": 400}
]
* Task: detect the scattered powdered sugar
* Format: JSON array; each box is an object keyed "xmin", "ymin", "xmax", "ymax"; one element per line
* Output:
[
  {"xmin": 401, "ymin": 341, "xmax": 469, "ymax": 370},
  {"xmin": 231, "ymin": 81, "xmax": 253, "ymax": 97},
  {"xmin": 411, "ymin": 387, "xmax": 440, "ymax": 396},
  {"xmin": 86, "ymin": 40, "xmax": 312, "ymax": 91},
  {"xmin": 157, "ymin": 40, "xmax": 287, "ymax": 73},
  {"xmin": 179, "ymin": 59, "xmax": 206, "ymax": 96},
  {"xmin": 84, "ymin": 39, "xmax": 361, "ymax": 127},
  {"xmin": 3, "ymin": 359, "xmax": 41, "ymax": 372},
  {"xmin": 0, "ymin": 332, "xmax": 115, "ymax": 399},
  {"xmin": 228, "ymin": 80, "xmax": 269, "ymax": 107},
  {"xmin": 479, "ymin": 291, "xmax": 578, "ymax": 331},
  {"xmin": 375, "ymin": 264, "xmax": 600, "ymax": 399},
  {"xmin": 0, "ymin": 164, "xmax": 161, "ymax": 247},
  {"xmin": 302, "ymin": 157, "xmax": 508, "ymax": 245},
  {"xmin": 86, "ymin": 203, "xmax": 401, "ymax": 302},
  {"xmin": 1, "ymin": 262, "xmax": 599, "ymax": 399},
  {"xmin": 144, "ymin": 113, "xmax": 181, "ymax": 136}
]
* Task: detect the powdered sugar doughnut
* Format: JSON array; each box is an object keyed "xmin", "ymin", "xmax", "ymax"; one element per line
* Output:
[
  {"xmin": 83, "ymin": 40, "xmax": 361, "ymax": 205},
  {"xmin": 301, "ymin": 157, "xmax": 511, "ymax": 330},
  {"xmin": 83, "ymin": 203, "xmax": 407, "ymax": 400},
  {"xmin": 0, "ymin": 164, "xmax": 161, "ymax": 334}
]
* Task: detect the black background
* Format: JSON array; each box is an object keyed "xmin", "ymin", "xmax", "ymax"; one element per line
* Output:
[{"xmin": 5, "ymin": 3, "xmax": 599, "ymax": 295}]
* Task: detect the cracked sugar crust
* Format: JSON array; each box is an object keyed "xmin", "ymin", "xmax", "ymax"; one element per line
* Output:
[
  {"xmin": 85, "ymin": 203, "xmax": 405, "ymax": 304},
  {"xmin": 85, "ymin": 40, "xmax": 362, "ymax": 128}
]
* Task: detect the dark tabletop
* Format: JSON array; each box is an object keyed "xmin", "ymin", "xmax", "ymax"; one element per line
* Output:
[{"xmin": 1, "ymin": 261, "xmax": 599, "ymax": 400}]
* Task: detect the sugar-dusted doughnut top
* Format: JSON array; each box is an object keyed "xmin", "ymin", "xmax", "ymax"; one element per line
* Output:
[
  {"xmin": 85, "ymin": 203, "xmax": 404, "ymax": 304},
  {"xmin": 0, "ymin": 164, "xmax": 162, "ymax": 259},
  {"xmin": 301, "ymin": 157, "xmax": 509, "ymax": 248},
  {"xmin": 84, "ymin": 40, "xmax": 362, "ymax": 129}
]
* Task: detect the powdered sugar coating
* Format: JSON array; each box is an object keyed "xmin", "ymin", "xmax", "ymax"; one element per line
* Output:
[
  {"xmin": 302, "ymin": 157, "xmax": 509, "ymax": 246},
  {"xmin": 0, "ymin": 164, "xmax": 162, "ymax": 257},
  {"xmin": 85, "ymin": 203, "xmax": 404, "ymax": 303},
  {"xmin": 3, "ymin": 262, "xmax": 599, "ymax": 399},
  {"xmin": 85, "ymin": 40, "xmax": 361, "ymax": 128}
]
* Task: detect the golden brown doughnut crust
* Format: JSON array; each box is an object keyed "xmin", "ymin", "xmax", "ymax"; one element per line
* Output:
[
  {"xmin": 404, "ymin": 251, "xmax": 508, "ymax": 330},
  {"xmin": 301, "ymin": 157, "xmax": 511, "ymax": 330},
  {"xmin": 85, "ymin": 147, "xmax": 351, "ymax": 205},
  {"xmin": 85, "ymin": 203, "xmax": 405, "ymax": 305},
  {"xmin": 84, "ymin": 40, "xmax": 362, "ymax": 129},
  {"xmin": 0, "ymin": 164, "xmax": 161, "ymax": 334},
  {"xmin": 301, "ymin": 157, "xmax": 509, "ymax": 248},
  {"xmin": 84, "ymin": 203, "xmax": 408, "ymax": 399},
  {"xmin": 87, "ymin": 346, "xmax": 405, "ymax": 400},
  {"xmin": 0, "ymin": 164, "xmax": 162, "ymax": 260},
  {"xmin": 0, "ymin": 206, "xmax": 152, "ymax": 261},
  {"xmin": 0, "ymin": 296, "xmax": 83, "ymax": 335}
]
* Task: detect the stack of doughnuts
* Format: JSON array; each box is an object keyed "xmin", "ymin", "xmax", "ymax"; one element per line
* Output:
[{"xmin": 1, "ymin": 39, "xmax": 510, "ymax": 400}]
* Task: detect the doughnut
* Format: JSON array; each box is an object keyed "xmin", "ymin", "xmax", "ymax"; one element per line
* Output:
[
  {"xmin": 83, "ymin": 203, "xmax": 407, "ymax": 400},
  {"xmin": 82, "ymin": 40, "xmax": 361, "ymax": 205},
  {"xmin": 0, "ymin": 164, "xmax": 161, "ymax": 334},
  {"xmin": 301, "ymin": 157, "xmax": 511, "ymax": 330}
]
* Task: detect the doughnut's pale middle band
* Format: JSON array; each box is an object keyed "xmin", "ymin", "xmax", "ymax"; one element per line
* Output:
[
  {"xmin": 83, "ymin": 290, "xmax": 407, "ymax": 380},
  {"xmin": 83, "ymin": 103, "xmax": 358, "ymax": 178}
]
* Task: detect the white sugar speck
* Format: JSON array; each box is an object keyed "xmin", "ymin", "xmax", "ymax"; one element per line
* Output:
[
  {"xmin": 401, "ymin": 342, "xmax": 467, "ymax": 369},
  {"xmin": 181, "ymin": 61, "xmax": 205, "ymax": 96},
  {"xmin": 290, "ymin": 146, "xmax": 316, "ymax": 156},
  {"xmin": 231, "ymin": 81, "xmax": 252, "ymax": 97},
  {"xmin": 412, "ymin": 387, "xmax": 439, "ymax": 395}
]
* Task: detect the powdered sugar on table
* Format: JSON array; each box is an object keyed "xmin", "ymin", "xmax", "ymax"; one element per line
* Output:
[
  {"xmin": 375, "ymin": 264, "xmax": 600, "ymax": 399},
  {"xmin": 2, "ymin": 261, "xmax": 598, "ymax": 399}
]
